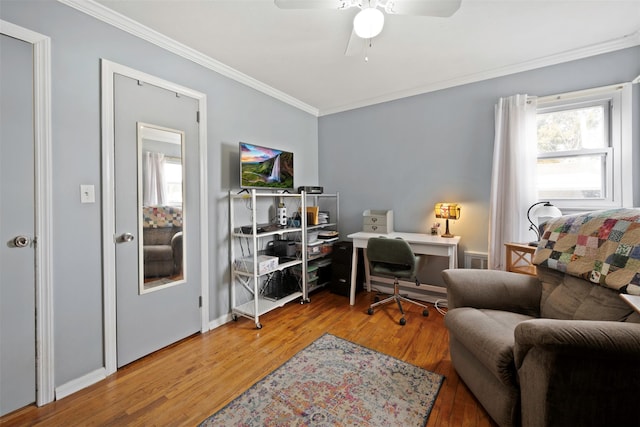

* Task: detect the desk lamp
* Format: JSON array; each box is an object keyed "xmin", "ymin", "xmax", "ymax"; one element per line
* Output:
[
  {"xmin": 526, "ymin": 201, "xmax": 562, "ymax": 245},
  {"xmin": 435, "ymin": 203, "xmax": 461, "ymax": 238}
]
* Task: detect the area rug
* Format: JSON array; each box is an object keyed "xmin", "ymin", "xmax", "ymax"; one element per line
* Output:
[{"xmin": 199, "ymin": 333, "xmax": 444, "ymax": 426}]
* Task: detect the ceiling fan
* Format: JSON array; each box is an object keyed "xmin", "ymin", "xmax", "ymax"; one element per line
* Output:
[{"xmin": 274, "ymin": 0, "xmax": 462, "ymax": 56}]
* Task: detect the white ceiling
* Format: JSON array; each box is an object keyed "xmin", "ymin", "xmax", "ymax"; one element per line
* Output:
[{"xmin": 87, "ymin": 0, "xmax": 640, "ymax": 115}]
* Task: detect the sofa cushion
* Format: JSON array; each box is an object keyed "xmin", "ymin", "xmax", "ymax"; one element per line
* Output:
[
  {"xmin": 539, "ymin": 267, "xmax": 635, "ymax": 321},
  {"xmin": 445, "ymin": 307, "xmax": 535, "ymax": 386},
  {"xmin": 144, "ymin": 227, "xmax": 181, "ymax": 245},
  {"xmin": 144, "ymin": 245, "xmax": 173, "ymax": 262}
]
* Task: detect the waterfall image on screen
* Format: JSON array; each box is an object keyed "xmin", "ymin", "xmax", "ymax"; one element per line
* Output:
[
  {"xmin": 240, "ymin": 142, "xmax": 294, "ymax": 189},
  {"xmin": 268, "ymin": 155, "xmax": 281, "ymax": 182}
]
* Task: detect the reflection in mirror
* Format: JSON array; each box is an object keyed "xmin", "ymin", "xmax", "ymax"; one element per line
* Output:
[{"xmin": 137, "ymin": 122, "xmax": 186, "ymax": 294}]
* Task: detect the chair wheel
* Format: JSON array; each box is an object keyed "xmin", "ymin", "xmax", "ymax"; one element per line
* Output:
[
  {"xmin": 373, "ymin": 296, "xmax": 380, "ymax": 303},
  {"xmin": 256, "ymin": 322, "xmax": 262, "ymax": 329},
  {"xmin": 367, "ymin": 308, "xmax": 374, "ymax": 315},
  {"xmin": 399, "ymin": 318, "xmax": 406, "ymax": 326},
  {"xmin": 422, "ymin": 309, "xmax": 429, "ymax": 317}
]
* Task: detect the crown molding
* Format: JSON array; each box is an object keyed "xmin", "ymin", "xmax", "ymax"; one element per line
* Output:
[
  {"xmin": 319, "ymin": 30, "xmax": 640, "ymax": 116},
  {"xmin": 58, "ymin": 0, "xmax": 319, "ymax": 116},
  {"xmin": 57, "ymin": 1, "xmax": 638, "ymax": 118}
]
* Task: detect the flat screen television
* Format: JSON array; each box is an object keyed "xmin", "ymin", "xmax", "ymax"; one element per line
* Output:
[{"xmin": 239, "ymin": 142, "xmax": 294, "ymax": 190}]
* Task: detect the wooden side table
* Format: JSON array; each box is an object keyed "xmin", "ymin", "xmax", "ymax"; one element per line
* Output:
[{"xmin": 505, "ymin": 242, "xmax": 537, "ymax": 276}]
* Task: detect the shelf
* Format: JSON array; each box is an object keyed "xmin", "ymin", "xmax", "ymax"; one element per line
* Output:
[
  {"xmin": 308, "ymin": 222, "xmax": 337, "ymax": 231},
  {"xmin": 232, "ymin": 291, "xmax": 303, "ymax": 318},
  {"xmin": 233, "ymin": 258, "xmax": 303, "ymax": 278},
  {"xmin": 232, "ymin": 226, "xmax": 303, "ymax": 238}
]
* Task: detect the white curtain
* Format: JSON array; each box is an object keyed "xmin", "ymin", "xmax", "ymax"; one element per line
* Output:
[
  {"xmin": 143, "ymin": 151, "xmax": 166, "ymax": 206},
  {"xmin": 488, "ymin": 94, "xmax": 538, "ymax": 270}
]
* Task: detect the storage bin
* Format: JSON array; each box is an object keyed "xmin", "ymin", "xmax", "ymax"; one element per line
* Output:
[
  {"xmin": 296, "ymin": 242, "xmax": 322, "ymax": 257},
  {"xmin": 363, "ymin": 209, "xmax": 393, "ymax": 233},
  {"xmin": 292, "ymin": 264, "xmax": 319, "ymax": 281},
  {"xmin": 320, "ymin": 242, "xmax": 333, "ymax": 255},
  {"xmin": 306, "ymin": 231, "xmax": 319, "ymax": 243},
  {"xmin": 234, "ymin": 255, "xmax": 279, "ymax": 275}
]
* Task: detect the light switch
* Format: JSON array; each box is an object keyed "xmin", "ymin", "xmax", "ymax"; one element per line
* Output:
[{"xmin": 80, "ymin": 185, "xmax": 95, "ymax": 204}]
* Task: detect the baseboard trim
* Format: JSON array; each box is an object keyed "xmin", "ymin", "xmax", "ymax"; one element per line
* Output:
[
  {"xmin": 209, "ymin": 313, "xmax": 232, "ymax": 330},
  {"xmin": 55, "ymin": 368, "xmax": 106, "ymax": 400}
]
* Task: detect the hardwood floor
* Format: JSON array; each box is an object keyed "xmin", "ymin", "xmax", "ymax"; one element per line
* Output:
[{"xmin": 1, "ymin": 289, "xmax": 496, "ymax": 426}]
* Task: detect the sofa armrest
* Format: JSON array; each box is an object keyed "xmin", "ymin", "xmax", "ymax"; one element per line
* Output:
[
  {"xmin": 442, "ymin": 269, "xmax": 541, "ymax": 315},
  {"xmin": 514, "ymin": 319, "xmax": 640, "ymax": 365},
  {"xmin": 515, "ymin": 319, "xmax": 640, "ymax": 427}
]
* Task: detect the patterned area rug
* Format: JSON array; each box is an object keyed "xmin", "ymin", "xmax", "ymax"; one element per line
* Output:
[{"xmin": 199, "ymin": 333, "xmax": 444, "ymax": 426}]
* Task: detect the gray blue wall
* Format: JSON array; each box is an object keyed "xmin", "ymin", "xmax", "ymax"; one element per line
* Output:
[
  {"xmin": 1, "ymin": 0, "xmax": 318, "ymax": 387},
  {"xmin": 319, "ymin": 46, "xmax": 640, "ymax": 262},
  {"xmin": 2, "ymin": 0, "xmax": 639, "ymax": 395}
]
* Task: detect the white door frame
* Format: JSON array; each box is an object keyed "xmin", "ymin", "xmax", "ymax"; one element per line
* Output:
[
  {"xmin": 101, "ymin": 59, "xmax": 209, "ymax": 375},
  {"xmin": 0, "ymin": 20, "xmax": 54, "ymax": 406}
]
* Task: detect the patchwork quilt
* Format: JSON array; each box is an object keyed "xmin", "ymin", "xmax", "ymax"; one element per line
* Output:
[
  {"xmin": 142, "ymin": 206, "xmax": 182, "ymax": 228},
  {"xmin": 533, "ymin": 208, "xmax": 640, "ymax": 295}
]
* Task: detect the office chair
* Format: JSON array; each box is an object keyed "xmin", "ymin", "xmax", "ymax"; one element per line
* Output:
[{"xmin": 366, "ymin": 237, "xmax": 429, "ymax": 325}]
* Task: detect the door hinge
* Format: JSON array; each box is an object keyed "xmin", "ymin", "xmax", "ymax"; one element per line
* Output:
[
  {"xmin": 196, "ymin": 111, "xmax": 200, "ymax": 123},
  {"xmin": 198, "ymin": 296, "xmax": 202, "ymax": 307}
]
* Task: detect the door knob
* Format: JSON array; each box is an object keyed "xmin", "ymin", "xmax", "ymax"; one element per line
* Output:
[
  {"xmin": 13, "ymin": 235, "xmax": 31, "ymax": 248},
  {"xmin": 117, "ymin": 232, "xmax": 135, "ymax": 243}
]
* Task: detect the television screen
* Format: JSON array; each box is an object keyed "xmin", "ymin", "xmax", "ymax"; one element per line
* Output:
[{"xmin": 239, "ymin": 142, "xmax": 294, "ymax": 189}]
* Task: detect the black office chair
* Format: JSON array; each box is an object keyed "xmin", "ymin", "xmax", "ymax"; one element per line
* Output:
[{"xmin": 366, "ymin": 237, "xmax": 429, "ymax": 325}]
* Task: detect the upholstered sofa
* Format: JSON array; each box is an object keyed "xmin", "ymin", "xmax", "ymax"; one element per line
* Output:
[
  {"xmin": 142, "ymin": 206, "xmax": 183, "ymax": 278},
  {"xmin": 443, "ymin": 208, "xmax": 640, "ymax": 427}
]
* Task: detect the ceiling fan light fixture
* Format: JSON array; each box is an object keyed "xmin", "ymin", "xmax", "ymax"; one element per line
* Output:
[{"xmin": 353, "ymin": 7, "xmax": 385, "ymax": 39}]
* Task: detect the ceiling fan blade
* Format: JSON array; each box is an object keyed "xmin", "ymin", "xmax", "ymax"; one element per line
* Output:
[
  {"xmin": 274, "ymin": 0, "xmax": 352, "ymax": 10},
  {"xmin": 386, "ymin": 0, "xmax": 462, "ymax": 17},
  {"xmin": 344, "ymin": 29, "xmax": 365, "ymax": 56}
]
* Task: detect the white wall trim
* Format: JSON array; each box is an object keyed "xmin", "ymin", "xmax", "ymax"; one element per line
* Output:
[
  {"xmin": 209, "ymin": 313, "xmax": 233, "ymax": 331},
  {"xmin": 55, "ymin": 368, "xmax": 106, "ymax": 400},
  {"xmin": 320, "ymin": 31, "xmax": 640, "ymax": 116},
  {"xmin": 101, "ymin": 59, "xmax": 209, "ymax": 376},
  {"xmin": 58, "ymin": 1, "xmax": 639, "ymax": 118},
  {"xmin": 58, "ymin": 0, "xmax": 319, "ymax": 116},
  {"xmin": 0, "ymin": 19, "xmax": 55, "ymax": 407}
]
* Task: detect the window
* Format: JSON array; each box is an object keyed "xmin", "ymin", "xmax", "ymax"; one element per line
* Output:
[
  {"xmin": 535, "ymin": 84, "xmax": 632, "ymax": 210},
  {"xmin": 164, "ymin": 157, "xmax": 183, "ymax": 206}
]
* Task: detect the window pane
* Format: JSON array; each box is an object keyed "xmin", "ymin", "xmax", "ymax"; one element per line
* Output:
[
  {"xmin": 164, "ymin": 162, "xmax": 182, "ymax": 205},
  {"xmin": 537, "ymin": 105, "xmax": 606, "ymax": 153},
  {"xmin": 536, "ymin": 155, "xmax": 604, "ymax": 199}
]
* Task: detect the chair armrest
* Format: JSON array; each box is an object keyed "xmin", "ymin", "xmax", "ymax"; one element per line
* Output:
[
  {"xmin": 514, "ymin": 319, "xmax": 640, "ymax": 366},
  {"xmin": 514, "ymin": 319, "xmax": 640, "ymax": 427},
  {"xmin": 442, "ymin": 269, "xmax": 541, "ymax": 315},
  {"xmin": 171, "ymin": 231, "xmax": 183, "ymax": 275}
]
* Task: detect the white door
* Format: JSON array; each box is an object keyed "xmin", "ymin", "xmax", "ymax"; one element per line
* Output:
[
  {"xmin": 114, "ymin": 74, "xmax": 202, "ymax": 367},
  {"xmin": 0, "ymin": 33, "xmax": 36, "ymax": 415}
]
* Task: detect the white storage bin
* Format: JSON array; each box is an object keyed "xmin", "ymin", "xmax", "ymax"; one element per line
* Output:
[
  {"xmin": 235, "ymin": 255, "xmax": 279, "ymax": 275},
  {"xmin": 363, "ymin": 209, "xmax": 393, "ymax": 233}
]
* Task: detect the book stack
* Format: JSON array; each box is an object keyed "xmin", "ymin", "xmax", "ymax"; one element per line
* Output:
[{"xmin": 318, "ymin": 211, "xmax": 330, "ymax": 224}]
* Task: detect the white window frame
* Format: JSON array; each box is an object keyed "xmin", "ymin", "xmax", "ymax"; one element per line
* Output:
[{"xmin": 535, "ymin": 83, "xmax": 633, "ymax": 211}]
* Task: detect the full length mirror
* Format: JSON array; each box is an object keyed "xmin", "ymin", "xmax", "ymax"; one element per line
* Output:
[{"xmin": 137, "ymin": 122, "xmax": 186, "ymax": 293}]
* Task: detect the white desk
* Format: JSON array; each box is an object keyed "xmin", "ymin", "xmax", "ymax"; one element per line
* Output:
[{"xmin": 347, "ymin": 232, "xmax": 461, "ymax": 306}]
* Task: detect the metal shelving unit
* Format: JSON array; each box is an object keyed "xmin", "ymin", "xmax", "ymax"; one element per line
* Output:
[
  {"xmin": 229, "ymin": 189, "xmax": 307, "ymax": 329},
  {"xmin": 304, "ymin": 193, "xmax": 339, "ymax": 294}
]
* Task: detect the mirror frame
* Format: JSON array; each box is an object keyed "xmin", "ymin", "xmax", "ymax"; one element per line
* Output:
[{"xmin": 137, "ymin": 122, "xmax": 187, "ymax": 294}]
